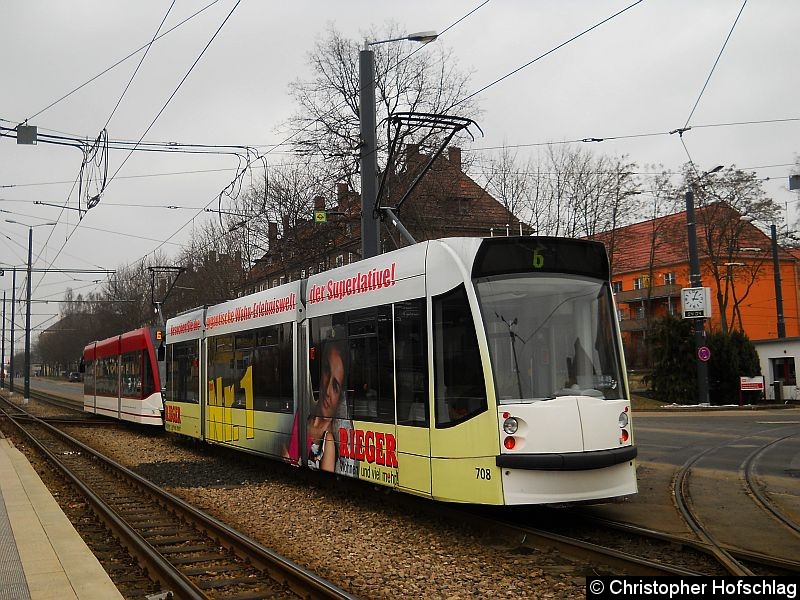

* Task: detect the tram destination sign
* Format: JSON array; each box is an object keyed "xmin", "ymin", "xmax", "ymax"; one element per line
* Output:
[{"xmin": 473, "ymin": 237, "xmax": 609, "ymax": 280}]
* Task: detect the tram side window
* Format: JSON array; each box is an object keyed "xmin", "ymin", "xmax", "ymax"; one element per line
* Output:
[
  {"xmin": 208, "ymin": 335, "xmax": 235, "ymax": 405},
  {"xmin": 433, "ymin": 284, "xmax": 487, "ymax": 428},
  {"xmin": 120, "ymin": 351, "xmax": 143, "ymax": 398},
  {"xmin": 309, "ymin": 316, "xmax": 351, "ymax": 417},
  {"xmin": 348, "ymin": 306, "xmax": 393, "ymax": 423},
  {"xmin": 83, "ymin": 360, "xmax": 95, "ymax": 394},
  {"xmin": 251, "ymin": 322, "xmax": 294, "ymax": 413},
  {"xmin": 168, "ymin": 341, "xmax": 199, "ymax": 403},
  {"xmin": 396, "ymin": 299, "xmax": 429, "ymax": 427},
  {"xmin": 97, "ymin": 356, "xmax": 118, "ymax": 397}
]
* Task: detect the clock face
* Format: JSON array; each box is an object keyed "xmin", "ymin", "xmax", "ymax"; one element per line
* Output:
[{"xmin": 683, "ymin": 288, "xmax": 705, "ymax": 313}]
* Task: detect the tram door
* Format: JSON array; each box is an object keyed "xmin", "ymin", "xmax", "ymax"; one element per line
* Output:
[{"xmin": 393, "ymin": 300, "xmax": 431, "ymax": 496}]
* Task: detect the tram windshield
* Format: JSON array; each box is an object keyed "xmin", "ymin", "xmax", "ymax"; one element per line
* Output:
[{"xmin": 475, "ymin": 274, "xmax": 625, "ymax": 403}]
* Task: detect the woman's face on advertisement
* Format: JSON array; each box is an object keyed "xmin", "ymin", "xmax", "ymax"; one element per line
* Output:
[{"xmin": 320, "ymin": 346, "xmax": 344, "ymax": 417}]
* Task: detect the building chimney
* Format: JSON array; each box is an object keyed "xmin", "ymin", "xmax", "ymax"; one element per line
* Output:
[
  {"xmin": 448, "ymin": 147, "xmax": 462, "ymax": 172},
  {"xmin": 337, "ymin": 182, "xmax": 350, "ymax": 213},
  {"xmin": 268, "ymin": 221, "xmax": 278, "ymax": 250},
  {"xmin": 405, "ymin": 143, "xmax": 422, "ymax": 172}
]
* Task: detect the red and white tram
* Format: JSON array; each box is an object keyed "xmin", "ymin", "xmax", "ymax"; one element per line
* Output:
[
  {"xmin": 164, "ymin": 237, "xmax": 638, "ymax": 505},
  {"xmin": 82, "ymin": 327, "xmax": 164, "ymax": 425}
]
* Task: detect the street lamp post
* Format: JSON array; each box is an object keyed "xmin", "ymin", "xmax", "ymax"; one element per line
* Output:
[
  {"xmin": 5, "ymin": 220, "xmax": 56, "ymax": 402},
  {"xmin": 359, "ymin": 31, "xmax": 438, "ymax": 260},
  {"xmin": 685, "ymin": 166, "xmax": 722, "ymax": 405}
]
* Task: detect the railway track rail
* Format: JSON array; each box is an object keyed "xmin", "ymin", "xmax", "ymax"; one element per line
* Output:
[
  {"xmin": 572, "ymin": 514, "xmax": 800, "ymax": 575},
  {"xmin": 742, "ymin": 432, "xmax": 800, "ymax": 538},
  {"xmin": 0, "ymin": 396, "xmax": 354, "ymax": 600},
  {"xmin": 671, "ymin": 424, "xmax": 800, "ymax": 577},
  {"xmin": 460, "ymin": 507, "xmax": 704, "ymax": 577}
]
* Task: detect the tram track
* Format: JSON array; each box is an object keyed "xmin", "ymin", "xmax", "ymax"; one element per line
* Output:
[
  {"xmin": 742, "ymin": 433, "xmax": 800, "ymax": 538},
  {"xmin": 572, "ymin": 513, "xmax": 800, "ymax": 574},
  {"xmin": 671, "ymin": 423, "xmax": 800, "ymax": 576},
  {"xmin": 14, "ymin": 385, "xmax": 800, "ymax": 588},
  {"xmin": 0, "ymin": 395, "xmax": 354, "ymax": 600},
  {"xmin": 673, "ymin": 444, "xmax": 754, "ymax": 576},
  {"xmin": 460, "ymin": 506, "xmax": 706, "ymax": 577}
]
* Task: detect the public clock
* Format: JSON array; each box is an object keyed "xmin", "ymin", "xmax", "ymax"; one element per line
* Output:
[{"xmin": 681, "ymin": 287, "xmax": 709, "ymax": 318}]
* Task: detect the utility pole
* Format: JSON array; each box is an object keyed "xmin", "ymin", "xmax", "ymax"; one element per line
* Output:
[
  {"xmin": 770, "ymin": 224, "xmax": 786, "ymax": 338},
  {"xmin": 359, "ymin": 44, "xmax": 380, "ymax": 260},
  {"xmin": 9, "ymin": 270, "xmax": 15, "ymax": 394},
  {"xmin": 1, "ymin": 291, "xmax": 5, "ymax": 390},
  {"xmin": 685, "ymin": 187, "xmax": 710, "ymax": 405},
  {"xmin": 24, "ymin": 227, "xmax": 32, "ymax": 403}
]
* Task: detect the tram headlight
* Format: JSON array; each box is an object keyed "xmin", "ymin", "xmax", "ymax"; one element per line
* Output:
[
  {"xmin": 503, "ymin": 417, "xmax": 519, "ymax": 435},
  {"xmin": 618, "ymin": 412, "xmax": 629, "ymax": 429}
]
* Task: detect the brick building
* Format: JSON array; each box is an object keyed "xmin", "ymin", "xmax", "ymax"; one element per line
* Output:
[
  {"xmin": 243, "ymin": 145, "xmax": 528, "ymax": 293},
  {"xmin": 596, "ymin": 203, "xmax": 800, "ymax": 368}
]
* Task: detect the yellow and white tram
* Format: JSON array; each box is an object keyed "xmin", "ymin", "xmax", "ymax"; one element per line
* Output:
[{"xmin": 164, "ymin": 237, "xmax": 637, "ymax": 505}]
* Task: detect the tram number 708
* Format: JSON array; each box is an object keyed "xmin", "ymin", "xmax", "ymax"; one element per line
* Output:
[{"xmin": 475, "ymin": 467, "xmax": 492, "ymax": 480}]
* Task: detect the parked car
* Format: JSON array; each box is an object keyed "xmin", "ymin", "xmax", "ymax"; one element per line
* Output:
[{"xmin": 68, "ymin": 371, "xmax": 82, "ymax": 382}]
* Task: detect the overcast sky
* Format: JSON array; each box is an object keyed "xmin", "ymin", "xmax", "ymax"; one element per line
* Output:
[{"xmin": 1, "ymin": 0, "xmax": 799, "ymax": 339}]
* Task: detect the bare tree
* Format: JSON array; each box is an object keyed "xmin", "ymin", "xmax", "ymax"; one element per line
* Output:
[
  {"xmin": 480, "ymin": 145, "xmax": 533, "ymax": 220},
  {"xmin": 284, "ymin": 22, "xmax": 481, "ymax": 190},
  {"xmin": 478, "ymin": 144, "xmax": 642, "ymax": 240},
  {"xmin": 689, "ymin": 165, "xmax": 781, "ymax": 333}
]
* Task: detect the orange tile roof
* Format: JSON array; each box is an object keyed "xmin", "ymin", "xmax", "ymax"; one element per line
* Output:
[{"xmin": 594, "ymin": 203, "xmax": 790, "ymax": 275}]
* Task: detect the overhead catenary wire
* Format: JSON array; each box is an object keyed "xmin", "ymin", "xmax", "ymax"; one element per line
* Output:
[
  {"xmin": 449, "ymin": 0, "xmax": 645, "ymax": 110},
  {"xmin": 122, "ymin": 0, "xmax": 492, "ymax": 272},
  {"xmin": 105, "ymin": 0, "xmax": 242, "ymax": 190},
  {"xmin": 683, "ymin": 0, "xmax": 749, "ymax": 129},
  {"xmin": 677, "ymin": 0, "xmax": 748, "ymax": 180},
  {"xmin": 25, "ymin": 0, "xmax": 223, "ymax": 122},
  {"xmin": 104, "ymin": 2, "xmax": 175, "ymax": 131},
  {"xmin": 6, "ymin": 1, "xmax": 243, "ymax": 312}
]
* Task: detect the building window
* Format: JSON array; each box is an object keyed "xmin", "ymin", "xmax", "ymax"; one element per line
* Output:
[
  {"xmin": 335, "ymin": 255, "xmax": 344, "ymax": 268},
  {"xmin": 617, "ymin": 308, "xmax": 626, "ymax": 321},
  {"xmin": 279, "ymin": 276, "xmax": 285, "ymax": 285},
  {"xmin": 664, "ymin": 272, "xmax": 675, "ymax": 285},
  {"xmin": 301, "ymin": 269, "xmax": 306, "ymax": 279},
  {"xmin": 319, "ymin": 262, "xmax": 325, "ymax": 273},
  {"xmin": 272, "ymin": 279, "xmax": 278, "ymax": 288},
  {"xmin": 451, "ymin": 197, "xmax": 470, "ymax": 215},
  {"xmin": 635, "ymin": 306, "xmax": 646, "ymax": 320},
  {"xmin": 633, "ymin": 275, "xmax": 650, "ymax": 290},
  {"xmin": 770, "ymin": 357, "xmax": 796, "ymax": 386},
  {"xmin": 348, "ymin": 252, "xmax": 353, "ymax": 265},
  {"xmin": 612, "ymin": 281, "xmax": 623, "ymax": 293}
]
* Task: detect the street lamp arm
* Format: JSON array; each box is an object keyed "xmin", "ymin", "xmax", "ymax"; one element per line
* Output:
[{"xmin": 365, "ymin": 31, "xmax": 438, "ymax": 50}]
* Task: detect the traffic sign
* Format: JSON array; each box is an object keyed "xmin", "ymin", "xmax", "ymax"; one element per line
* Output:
[{"xmin": 697, "ymin": 346, "xmax": 711, "ymax": 362}]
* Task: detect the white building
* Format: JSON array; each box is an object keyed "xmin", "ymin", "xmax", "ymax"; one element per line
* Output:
[{"xmin": 753, "ymin": 337, "xmax": 800, "ymax": 402}]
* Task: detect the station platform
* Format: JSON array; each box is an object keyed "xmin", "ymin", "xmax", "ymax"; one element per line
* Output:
[{"xmin": 0, "ymin": 431, "xmax": 122, "ymax": 600}]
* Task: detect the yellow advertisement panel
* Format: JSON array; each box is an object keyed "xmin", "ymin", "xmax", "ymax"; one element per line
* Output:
[
  {"xmin": 164, "ymin": 401, "xmax": 201, "ymax": 438},
  {"xmin": 341, "ymin": 421, "xmax": 398, "ymax": 487}
]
